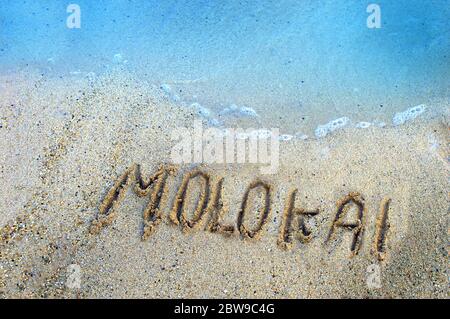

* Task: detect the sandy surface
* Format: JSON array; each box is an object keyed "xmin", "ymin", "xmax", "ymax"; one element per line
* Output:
[{"xmin": 0, "ymin": 68, "xmax": 448, "ymax": 298}]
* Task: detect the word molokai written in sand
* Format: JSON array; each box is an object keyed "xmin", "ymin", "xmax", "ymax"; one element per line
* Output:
[{"xmin": 90, "ymin": 164, "xmax": 391, "ymax": 260}]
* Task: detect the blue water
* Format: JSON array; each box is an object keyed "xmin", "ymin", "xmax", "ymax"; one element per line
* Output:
[{"xmin": 1, "ymin": 0, "xmax": 449, "ymax": 130}]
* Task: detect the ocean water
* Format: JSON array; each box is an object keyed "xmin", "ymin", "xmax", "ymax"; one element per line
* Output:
[{"xmin": 1, "ymin": 0, "xmax": 449, "ymax": 134}]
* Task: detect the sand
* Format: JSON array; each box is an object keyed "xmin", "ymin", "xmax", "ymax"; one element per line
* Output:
[{"xmin": 0, "ymin": 67, "xmax": 448, "ymax": 298}]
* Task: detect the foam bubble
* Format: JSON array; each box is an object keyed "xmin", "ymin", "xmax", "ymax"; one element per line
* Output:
[
  {"xmin": 314, "ymin": 117, "xmax": 350, "ymax": 138},
  {"xmin": 172, "ymin": 94, "xmax": 181, "ymax": 102},
  {"xmin": 113, "ymin": 53, "xmax": 127, "ymax": 64},
  {"xmin": 228, "ymin": 104, "xmax": 239, "ymax": 112},
  {"xmin": 160, "ymin": 83, "xmax": 172, "ymax": 94},
  {"xmin": 160, "ymin": 84, "xmax": 183, "ymax": 103},
  {"xmin": 190, "ymin": 103, "xmax": 211, "ymax": 118},
  {"xmin": 219, "ymin": 104, "xmax": 259, "ymax": 118},
  {"xmin": 356, "ymin": 121, "xmax": 372, "ymax": 129},
  {"xmin": 239, "ymin": 106, "xmax": 259, "ymax": 117},
  {"xmin": 208, "ymin": 118, "xmax": 222, "ymax": 126},
  {"xmin": 393, "ymin": 104, "xmax": 427, "ymax": 126}
]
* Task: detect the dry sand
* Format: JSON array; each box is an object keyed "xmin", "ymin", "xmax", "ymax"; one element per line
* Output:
[{"xmin": 0, "ymin": 68, "xmax": 448, "ymax": 298}]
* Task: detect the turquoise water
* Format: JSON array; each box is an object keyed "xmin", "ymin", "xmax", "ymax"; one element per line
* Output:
[{"xmin": 1, "ymin": 0, "xmax": 449, "ymax": 131}]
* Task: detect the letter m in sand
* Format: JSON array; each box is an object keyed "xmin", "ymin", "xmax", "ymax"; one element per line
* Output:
[{"xmin": 90, "ymin": 164, "xmax": 175, "ymax": 239}]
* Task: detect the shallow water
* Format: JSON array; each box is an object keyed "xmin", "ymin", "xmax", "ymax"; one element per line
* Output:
[{"xmin": 1, "ymin": 0, "xmax": 449, "ymax": 133}]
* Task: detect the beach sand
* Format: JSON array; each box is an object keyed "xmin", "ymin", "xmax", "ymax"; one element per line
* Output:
[{"xmin": 0, "ymin": 68, "xmax": 448, "ymax": 298}]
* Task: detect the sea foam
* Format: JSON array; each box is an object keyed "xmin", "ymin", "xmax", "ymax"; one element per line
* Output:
[
  {"xmin": 393, "ymin": 104, "xmax": 427, "ymax": 126},
  {"xmin": 314, "ymin": 117, "xmax": 350, "ymax": 138},
  {"xmin": 355, "ymin": 121, "xmax": 372, "ymax": 129},
  {"xmin": 220, "ymin": 104, "xmax": 259, "ymax": 118},
  {"xmin": 190, "ymin": 102, "xmax": 211, "ymax": 118}
]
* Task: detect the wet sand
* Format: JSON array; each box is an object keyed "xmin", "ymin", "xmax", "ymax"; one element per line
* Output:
[{"xmin": 0, "ymin": 68, "xmax": 448, "ymax": 298}]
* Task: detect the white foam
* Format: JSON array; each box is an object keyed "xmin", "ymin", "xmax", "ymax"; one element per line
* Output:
[
  {"xmin": 113, "ymin": 53, "xmax": 127, "ymax": 64},
  {"xmin": 219, "ymin": 104, "xmax": 259, "ymax": 118},
  {"xmin": 160, "ymin": 83, "xmax": 172, "ymax": 94},
  {"xmin": 190, "ymin": 103, "xmax": 211, "ymax": 118},
  {"xmin": 173, "ymin": 94, "xmax": 182, "ymax": 102},
  {"xmin": 219, "ymin": 104, "xmax": 238, "ymax": 116},
  {"xmin": 356, "ymin": 121, "xmax": 372, "ymax": 129},
  {"xmin": 393, "ymin": 104, "xmax": 427, "ymax": 126},
  {"xmin": 208, "ymin": 118, "xmax": 222, "ymax": 126},
  {"xmin": 160, "ymin": 84, "xmax": 183, "ymax": 103},
  {"xmin": 239, "ymin": 106, "xmax": 259, "ymax": 117},
  {"xmin": 228, "ymin": 104, "xmax": 239, "ymax": 112},
  {"xmin": 314, "ymin": 117, "xmax": 350, "ymax": 138}
]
